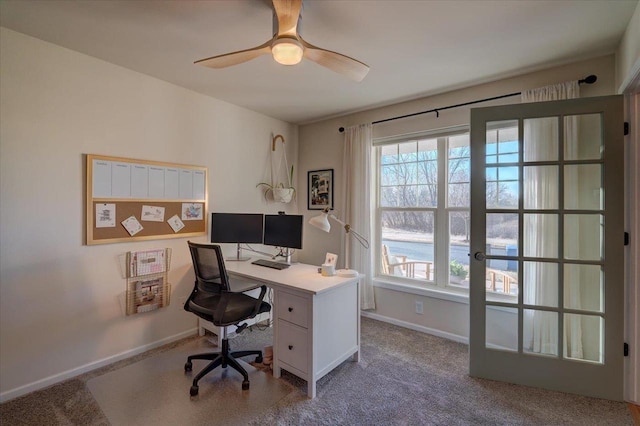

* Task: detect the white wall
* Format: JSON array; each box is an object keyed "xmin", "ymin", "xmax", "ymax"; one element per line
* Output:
[
  {"xmin": 616, "ymin": 0, "xmax": 640, "ymax": 91},
  {"xmin": 297, "ymin": 55, "xmax": 617, "ymax": 341},
  {"xmin": 0, "ymin": 28, "xmax": 298, "ymax": 401}
]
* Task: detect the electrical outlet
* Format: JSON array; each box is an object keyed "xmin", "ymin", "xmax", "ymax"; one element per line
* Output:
[{"xmin": 415, "ymin": 300, "xmax": 423, "ymax": 314}]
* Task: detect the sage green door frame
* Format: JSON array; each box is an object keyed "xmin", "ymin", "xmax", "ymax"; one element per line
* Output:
[{"xmin": 469, "ymin": 95, "xmax": 624, "ymax": 401}]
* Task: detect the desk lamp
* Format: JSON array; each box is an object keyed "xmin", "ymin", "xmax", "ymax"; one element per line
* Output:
[{"xmin": 309, "ymin": 207, "xmax": 369, "ymax": 277}]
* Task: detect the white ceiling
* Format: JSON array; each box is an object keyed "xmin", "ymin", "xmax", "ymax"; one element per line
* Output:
[{"xmin": 1, "ymin": 0, "xmax": 637, "ymax": 124}]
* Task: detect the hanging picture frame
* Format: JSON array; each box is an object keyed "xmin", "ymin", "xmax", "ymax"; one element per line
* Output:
[{"xmin": 308, "ymin": 169, "xmax": 334, "ymax": 210}]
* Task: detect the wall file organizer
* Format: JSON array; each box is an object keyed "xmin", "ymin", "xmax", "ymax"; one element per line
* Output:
[
  {"xmin": 86, "ymin": 154, "xmax": 207, "ymax": 245},
  {"xmin": 124, "ymin": 248, "xmax": 172, "ymax": 315}
]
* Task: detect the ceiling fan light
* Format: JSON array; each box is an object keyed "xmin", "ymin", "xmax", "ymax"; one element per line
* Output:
[{"xmin": 272, "ymin": 38, "xmax": 303, "ymax": 65}]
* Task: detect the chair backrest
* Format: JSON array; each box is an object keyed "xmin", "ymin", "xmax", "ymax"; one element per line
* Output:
[{"xmin": 187, "ymin": 241, "xmax": 230, "ymax": 294}]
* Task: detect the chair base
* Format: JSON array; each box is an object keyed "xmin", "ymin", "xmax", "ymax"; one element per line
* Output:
[{"xmin": 184, "ymin": 338, "xmax": 263, "ymax": 396}]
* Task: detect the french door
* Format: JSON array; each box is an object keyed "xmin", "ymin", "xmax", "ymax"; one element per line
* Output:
[{"xmin": 469, "ymin": 95, "xmax": 624, "ymax": 400}]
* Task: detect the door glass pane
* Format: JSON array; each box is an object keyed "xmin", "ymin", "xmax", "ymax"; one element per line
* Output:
[
  {"xmin": 486, "ymin": 120, "xmax": 518, "ymax": 165},
  {"xmin": 487, "ymin": 213, "xmax": 518, "ymax": 255},
  {"xmin": 486, "ymin": 166, "xmax": 519, "ymax": 209},
  {"xmin": 564, "ymin": 214, "xmax": 603, "ymax": 261},
  {"xmin": 564, "ymin": 313, "xmax": 603, "ymax": 364},
  {"xmin": 381, "ymin": 211, "xmax": 434, "ymax": 280},
  {"xmin": 564, "ymin": 164, "xmax": 602, "ymax": 210},
  {"xmin": 524, "ymin": 214, "xmax": 558, "ymax": 258},
  {"xmin": 564, "ymin": 264, "xmax": 603, "ymax": 312},
  {"xmin": 523, "ymin": 309, "xmax": 558, "ymax": 356},
  {"xmin": 524, "ymin": 117, "xmax": 558, "ymax": 162},
  {"xmin": 524, "ymin": 165, "xmax": 559, "ymax": 209},
  {"xmin": 565, "ymin": 114, "xmax": 602, "ymax": 160},
  {"xmin": 523, "ymin": 261, "xmax": 558, "ymax": 307},
  {"xmin": 486, "ymin": 306, "xmax": 518, "ymax": 352},
  {"xmin": 486, "ymin": 262, "xmax": 518, "ymax": 299},
  {"xmin": 449, "ymin": 212, "xmax": 470, "ymax": 288}
]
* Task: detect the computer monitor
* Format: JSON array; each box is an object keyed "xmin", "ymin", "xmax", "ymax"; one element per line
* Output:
[
  {"xmin": 211, "ymin": 213, "xmax": 264, "ymax": 261},
  {"xmin": 263, "ymin": 214, "xmax": 303, "ymax": 263}
]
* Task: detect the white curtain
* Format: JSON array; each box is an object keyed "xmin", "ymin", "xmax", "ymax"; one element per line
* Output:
[
  {"xmin": 343, "ymin": 123, "xmax": 375, "ymax": 310},
  {"xmin": 521, "ymin": 81, "xmax": 582, "ymax": 358}
]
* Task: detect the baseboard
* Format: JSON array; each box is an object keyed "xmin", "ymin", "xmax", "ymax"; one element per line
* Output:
[
  {"xmin": 0, "ymin": 327, "xmax": 198, "ymax": 403},
  {"xmin": 361, "ymin": 311, "xmax": 468, "ymax": 345}
]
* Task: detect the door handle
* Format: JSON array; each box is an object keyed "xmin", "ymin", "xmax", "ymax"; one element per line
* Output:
[{"xmin": 474, "ymin": 252, "xmax": 486, "ymax": 261}]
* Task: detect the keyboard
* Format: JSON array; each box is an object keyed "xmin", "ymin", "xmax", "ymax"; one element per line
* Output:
[{"xmin": 251, "ymin": 259, "xmax": 290, "ymax": 270}]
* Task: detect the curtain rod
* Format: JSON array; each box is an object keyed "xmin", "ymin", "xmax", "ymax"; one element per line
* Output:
[{"xmin": 338, "ymin": 74, "xmax": 597, "ymax": 133}]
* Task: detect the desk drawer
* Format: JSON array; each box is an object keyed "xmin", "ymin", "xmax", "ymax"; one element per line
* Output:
[
  {"xmin": 277, "ymin": 319, "xmax": 308, "ymax": 374},
  {"xmin": 277, "ymin": 291, "xmax": 308, "ymax": 328}
]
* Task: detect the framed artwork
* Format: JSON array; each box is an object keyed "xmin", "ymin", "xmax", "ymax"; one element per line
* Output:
[{"xmin": 308, "ymin": 169, "xmax": 334, "ymax": 210}]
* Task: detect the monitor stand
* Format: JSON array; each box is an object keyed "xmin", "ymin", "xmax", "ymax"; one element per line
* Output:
[
  {"xmin": 282, "ymin": 248, "xmax": 293, "ymax": 264},
  {"xmin": 226, "ymin": 243, "xmax": 250, "ymax": 261}
]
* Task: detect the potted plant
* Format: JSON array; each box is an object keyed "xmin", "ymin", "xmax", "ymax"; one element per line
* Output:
[
  {"xmin": 449, "ymin": 260, "xmax": 468, "ymax": 284},
  {"xmin": 257, "ymin": 134, "xmax": 296, "ymax": 203},
  {"xmin": 256, "ymin": 164, "xmax": 296, "ymax": 203}
]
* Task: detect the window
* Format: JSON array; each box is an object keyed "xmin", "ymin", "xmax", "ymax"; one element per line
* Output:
[{"xmin": 375, "ymin": 127, "xmax": 471, "ymax": 291}]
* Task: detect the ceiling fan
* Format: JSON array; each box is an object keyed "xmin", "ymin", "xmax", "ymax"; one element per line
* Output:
[{"xmin": 194, "ymin": 0, "xmax": 370, "ymax": 82}]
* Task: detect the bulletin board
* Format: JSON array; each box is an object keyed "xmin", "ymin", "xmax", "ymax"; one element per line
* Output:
[{"xmin": 86, "ymin": 154, "xmax": 207, "ymax": 245}]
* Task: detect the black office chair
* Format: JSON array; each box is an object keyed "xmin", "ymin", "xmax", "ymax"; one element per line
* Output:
[{"xmin": 184, "ymin": 241, "xmax": 271, "ymax": 396}]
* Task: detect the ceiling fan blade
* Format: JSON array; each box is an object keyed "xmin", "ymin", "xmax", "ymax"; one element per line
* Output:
[
  {"xmin": 272, "ymin": 0, "xmax": 302, "ymax": 37},
  {"xmin": 195, "ymin": 39, "xmax": 272, "ymax": 68},
  {"xmin": 300, "ymin": 37, "xmax": 370, "ymax": 82}
]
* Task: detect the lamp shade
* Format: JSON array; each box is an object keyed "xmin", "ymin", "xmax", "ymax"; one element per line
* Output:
[
  {"xmin": 271, "ymin": 38, "xmax": 304, "ymax": 65},
  {"xmin": 309, "ymin": 212, "xmax": 331, "ymax": 232}
]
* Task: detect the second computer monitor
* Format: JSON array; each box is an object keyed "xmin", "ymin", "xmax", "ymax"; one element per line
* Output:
[
  {"xmin": 263, "ymin": 214, "xmax": 303, "ymax": 250},
  {"xmin": 211, "ymin": 213, "xmax": 264, "ymax": 244}
]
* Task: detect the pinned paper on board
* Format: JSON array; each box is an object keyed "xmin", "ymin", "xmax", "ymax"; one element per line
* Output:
[
  {"xmin": 121, "ymin": 216, "xmax": 143, "ymax": 236},
  {"xmin": 141, "ymin": 205, "xmax": 165, "ymax": 222},
  {"xmin": 168, "ymin": 215, "xmax": 185, "ymax": 233},
  {"xmin": 181, "ymin": 203, "xmax": 203, "ymax": 221},
  {"xmin": 96, "ymin": 203, "xmax": 116, "ymax": 228}
]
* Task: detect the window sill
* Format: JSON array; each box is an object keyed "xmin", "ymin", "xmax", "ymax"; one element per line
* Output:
[{"xmin": 373, "ymin": 278, "xmax": 469, "ymax": 305}]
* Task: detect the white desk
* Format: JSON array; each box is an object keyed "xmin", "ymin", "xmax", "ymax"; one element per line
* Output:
[{"xmin": 224, "ymin": 259, "xmax": 361, "ymax": 398}]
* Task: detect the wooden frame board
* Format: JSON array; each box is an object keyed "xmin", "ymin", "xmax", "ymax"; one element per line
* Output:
[{"xmin": 86, "ymin": 154, "xmax": 207, "ymax": 245}]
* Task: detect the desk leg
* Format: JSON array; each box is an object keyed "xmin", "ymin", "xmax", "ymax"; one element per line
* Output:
[
  {"xmin": 308, "ymin": 379, "xmax": 316, "ymax": 399},
  {"xmin": 273, "ymin": 359, "xmax": 281, "ymax": 378}
]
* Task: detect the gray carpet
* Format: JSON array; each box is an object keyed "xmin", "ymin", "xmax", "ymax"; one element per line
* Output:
[{"xmin": 0, "ymin": 317, "xmax": 634, "ymax": 425}]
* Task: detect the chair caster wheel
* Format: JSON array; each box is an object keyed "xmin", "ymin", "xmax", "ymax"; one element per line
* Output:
[
  {"xmin": 184, "ymin": 362, "xmax": 192, "ymax": 372},
  {"xmin": 190, "ymin": 385, "xmax": 199, "ymax": 396},
  {"xmin": 255, "ymin": 355, "xmax": 263, "ymax": 363},
  {"xmin": 242, "ymin": 380, "xmax": 250, "ymax": 390}
]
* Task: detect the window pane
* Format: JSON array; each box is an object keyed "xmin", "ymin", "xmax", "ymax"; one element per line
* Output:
[
  {"xmin": 418, "ymin": 185, "xmax": 437, "ymax": 207},
  {"xmin": 524, "ymin": 117, "xmax": 558, "ymax": 162},
  {"xmin": 487, "ymin": 213, "xmax": 519, "ymax": 255},
  {"xmin": 564, "ymin": 214, "xmax": 602, "ymax": 261},
  {"xmin": 449, "ymin": 212, "xmax": 470, "ymax": 288},
  {"xmin": 486, "ymin": 120, "xmax": 518, "ymax": 165},
  {"xmin": 486, "ymin": 263, "xmax": 518, "ymax": 298},
  {"xmin": 523, "ymin": 261, "xmax": 558, "ymax": 307},
  {"xmin": 564, "ymin": 314, "xmax": 603, "ymax": 363},
  {"xmin": 565, "ymin": 114, "xmax": 602, "ymax": 160},
  {"xmin": 524, "ymin": 214, "xmax": 558, "ymax": 258},
  {"xmin": 564, "ymin": 164, "xmax": 602, "ymax": 210},
  {"xmin": 417, "ymin": 160, "xmax": 437, "ymax": 185},
  {"xmin": 380, "ymin": 187, "xmax": 398, "ymax": 207},
  {"xmin": 448, "ymin": 183, "xmax": 469, "ymax": 207},
  {"xmin": 524, "ymin": 165, "xmax": 559, "ymax": 210},
  {"xmin": 486, "ymin": 166, "xmax": 519, "ymax": 209},
  {"xmin": 524, "ymin": 309, "xmax": 558, "ymax": 356},
  {"xmin": 486, "ymin": 306, "xmax": 518, "ymax": 352},
  {"xmin": 381, "ymin": 144, "xmax": 398, "ymax": 164},
  {"xmin": 418, "ymin": 138, "xmax": 438, "ymax": 160},
  {"xmin": 399, "ymin": 141, "xmax": 417, "ymax": 162},
  {"xmin": 381, "ymin": 210, "xmax": 434, "ymax": 280},
  {"xmin": 564, "ymin": 264, "xmax": 603, "ymax": 312},
  {"xmin": 381, "ymin": 165, "xmax": 399, "ymax": 186}
]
